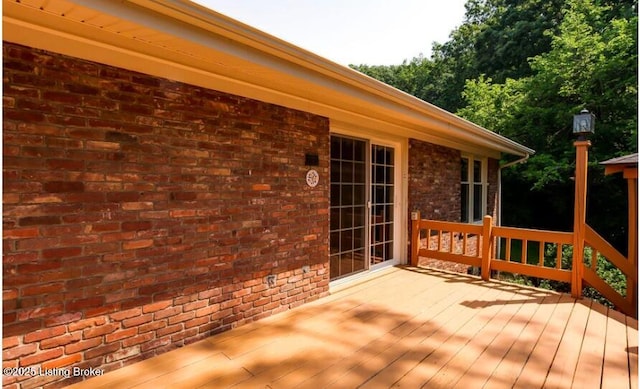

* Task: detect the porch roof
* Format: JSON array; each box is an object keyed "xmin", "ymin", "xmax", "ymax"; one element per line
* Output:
[
  {"xmin": 3, "ymin": 0, "xmax": 534, "ymax": 159},
  {"xmin": 67, "ymin": 266, "xmax": 637, "ymax": 389},
  {"xmin": 601, "ymin": 153, "xmax": 638, "ymax": 177}
]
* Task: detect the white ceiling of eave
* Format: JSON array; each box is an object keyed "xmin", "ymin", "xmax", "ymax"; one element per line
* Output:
[
  {"xmin": 15, "ymin": 0, "xmax": 242, "ymax": 71},
  {"xmin": 8, "ymin": 0, "xmax": 429, "ymax": 138}
]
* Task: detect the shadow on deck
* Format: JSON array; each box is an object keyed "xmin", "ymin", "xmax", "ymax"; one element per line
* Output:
[{"xmin": 68, "ymin": 266, "xmax": 638, "ymax": 389}]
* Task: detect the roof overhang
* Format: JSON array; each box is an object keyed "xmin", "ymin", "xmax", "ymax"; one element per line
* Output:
[
  {"xmin": 3, "ymin": 0, "xmax": 534, "ymax": 159},
  {"xmin": 601, "ymin": 154, "xmax": 638, "ymax": 179}
]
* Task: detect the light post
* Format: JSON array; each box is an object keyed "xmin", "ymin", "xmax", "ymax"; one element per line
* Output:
[{"xmin": 571, "ymin": 109, "xmax": 594, "ymax": 298}]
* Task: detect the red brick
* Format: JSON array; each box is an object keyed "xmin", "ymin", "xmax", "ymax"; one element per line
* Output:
[
  {"xmin": 121, "ymin": 202, "xmax": 153, "ymax": 210},
  {"xmin": 65, "ymin": 297, "xmax": 104, "ymax": 311},
  {"xmin": 3, "ymin": 227, "xmax": 38, "ymax": 239},
  {"xmin": 184, "ymin": 316, "xmax": 209, "ymax": 329},
  {"xmin": 18, "ymin": 216, "xmax": 61, "ymax": 226},
  {"xmin": 3, "ymin": 344, "xmax": 37, "ymax": 360},
  {"xmin": 109, "ymin": 308, "xmax": 142, "ymax": 322},
  {"xmin": 156, "ymin": 324, "xmax": 182, "ymax": 337},
  {"xmin": 3, "ymin": 337, "xmax": 19, "ymax": 350},
  {"xmin": 42, "ymin": 353, "xmax": 82, "ymax": 369},
  {"xmin": 105, "ymin": 328, "xmax": 138, "ymax": 343},
  {"xmin": 4, "ymin": 42, "xmax": 332, "ymax": 382},
  {"xmin": 252, "ymin": 184, "xmax": 271, "ymax": 191},
  {"xmin": 140, "ymin": 337, "xmax": 170, "ymax": 352},
  {"xmin": 122, "ymin": 333, "xmax": 154, "ymax": 347},
  {"xmin": 122, "ymin": 221, "xmax": 152, "ymax": 231},
  {"xmin": 41, "ymin": 332, "xmax": 81, "ymax": 349},
  {"xmin": 83, "ymin": 323, "xmax": 118, "ymax": 339},
  {"xmin": 65, "ymin": 337, "xmax": 102, "ymax": 354},
  {"xmin": 123, "ymin": 239, "xmax": 153, "ymax": 250},
  {"xmin": 84, "ymin": 342, "xmax": 120, "ymax": 360},
  {"xmin": 44, "ymin": 312, "xmax": 82, "ymax": 327},
  {"xmin": 168, "ymin": 311, "xmax": 194, "ymax": 325},
  {"xmin": 21, "ymin": 283, "xmax": 64, "ymax": 297},
  {"xmin": 67, "ymin": 316, "xmax": 107, "ymax": 331},
  {"xmin": 19, "ymin": 348, "xmax": 63, "ymax": 366},
  {"xmin": 195, "ymin": 305, "xmax": 218, "ymax": 318},
  {"xmin": 42, "ymin": 181, "xmax": 85, "ymax": 192},
  {"xmin": 154, "ymin": 306, "xmax": 181, "ymax": 320},
  {"xmin": 105, "ymin": 346, "xmax": 140, "ymax": 364},
  {"xmin": 169, "ymin": 209, "xmax": 196, "ymax": 218},
  {"xmin": 42, "ymin": 247, "xmax": 82, "ymax": 259},
  {"xmin": 142, "ymin": 301, "xmax": 172, "ymax": 314},
  {"xmin": 23, "ymin": 326, "xmax": 66, "ymax": 343},
  {"xmin": 122, "ymin": 314, "xmax": 152, "ymax": 328}
]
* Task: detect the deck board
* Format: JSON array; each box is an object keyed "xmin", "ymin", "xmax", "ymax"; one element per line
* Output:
[
  {"xmin": 543, "ymin": 298, "xmax": 592, "ymax": 388},
  {"xmin": 602, "ymin": 309, "xmax": 632, "ymax": 389},
  {"xmin": 627, "ymin": 316, "xmax": 638, "ymax": 389},
  {"xmin": 67, "ymin": 266, "xmax": 637, "ymax": 389},
  {"xmin": 572, "ymin": 301, "xmax": 607, "ymax": 389},
  {"xmin": 478, "ymin": 293, "xmax": 562, "ymax": 389}
]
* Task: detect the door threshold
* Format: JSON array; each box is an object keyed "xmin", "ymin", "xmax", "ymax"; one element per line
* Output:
[{"xmin": 329, "ymin": 263, "xmax": 399, "ymax": 291}]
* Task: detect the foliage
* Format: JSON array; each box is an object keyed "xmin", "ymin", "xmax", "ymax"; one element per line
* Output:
[
  {"xmin": 457, "ymin": 0, "xmax": 637, "ymax": 251},
  {"xmin": 495, "ymin": 242, "xmax": 627, "ymax": 308},
  {"xmin": 352, "ymin": 0, "xmax": 637, "ymax": 274}
]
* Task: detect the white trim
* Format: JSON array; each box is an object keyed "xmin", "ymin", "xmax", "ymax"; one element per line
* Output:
[
  {"xmin": 461, "ymin": 154, "xmax": 489, "ymax": 224},
  {"xmin": 329, "ymin": 129, "xmax": 407, "ymax": 282},
  {"xmin": 3, "ymin": 0, "xmax": 534, "ymax": 159}
]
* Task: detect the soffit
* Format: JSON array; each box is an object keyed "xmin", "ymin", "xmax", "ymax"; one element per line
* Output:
[{"xmin": 3, "ymin": 0, "xmax": 534, "ymax": 158}]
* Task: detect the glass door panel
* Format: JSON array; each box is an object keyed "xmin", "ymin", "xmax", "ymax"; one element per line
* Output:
[
  {"xmin": 330, "ymin": 137, "xmax": 396, "ymax": 280},
  {"xmin": 370, "ymin": 144, "xmax": 394, "ymax": 266},
  {"xmin": 329, "ymin": 136, "xmax": 367, "ymax": 280}
]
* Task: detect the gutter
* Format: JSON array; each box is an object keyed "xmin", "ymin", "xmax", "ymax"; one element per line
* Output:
[{"xmin": 121, "ymin": 1, "xmax": 536, "ymax": 158}]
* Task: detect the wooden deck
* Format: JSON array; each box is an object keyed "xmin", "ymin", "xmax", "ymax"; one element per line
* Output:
[{"xmin": 69, "ymin": 266, "xmax": 638, "ymax": 389}]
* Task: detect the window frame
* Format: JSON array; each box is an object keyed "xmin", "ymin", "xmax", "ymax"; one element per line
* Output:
[{"xmin": 461, "ymin": 154, "xmax": 488, "ymax": 224}]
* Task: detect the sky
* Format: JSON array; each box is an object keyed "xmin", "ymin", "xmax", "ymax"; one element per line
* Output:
[{"xmin": 192, "ymin": 0, "xmax": 468, "ymax": 66}]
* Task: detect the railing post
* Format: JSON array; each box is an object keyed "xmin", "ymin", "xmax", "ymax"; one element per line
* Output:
[
  {"xmin": 571, "ymin": 140, "xmax": 591, "ymax": 298},
  {"xmin": 481, "ymin": 215, "xmax": 493, "ymax": 281},
  {"xmin": 411, "ymin": 211, "xmax": 420, "ymax": 266},
  {"xmin": 627, "ymin": 176, "xmax": 638, "ymax": 317}
]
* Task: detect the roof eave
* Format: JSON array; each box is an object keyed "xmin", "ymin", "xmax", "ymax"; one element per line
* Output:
[{"xmin": 4, "ymin": 0, "xmax": 534, "ymax": 158}]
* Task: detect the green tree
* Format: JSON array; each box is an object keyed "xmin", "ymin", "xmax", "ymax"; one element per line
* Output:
[{"xmin": 458, "ymin": 0, "xmax": 637, "ymax": 249}]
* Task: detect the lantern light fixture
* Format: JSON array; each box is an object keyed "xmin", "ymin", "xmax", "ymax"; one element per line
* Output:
[{"xmin": 573, "ymin": 109, "xmax": 595, "ymax": 140}]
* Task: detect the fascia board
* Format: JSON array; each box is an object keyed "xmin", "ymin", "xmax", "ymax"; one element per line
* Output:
[
  {"xmin": 4, "ymin": 0, "xmax": 532, "ymax": 158},
  {"xmin": 122, "ymin": 0, "xmax": 534, "ymax": 157}
]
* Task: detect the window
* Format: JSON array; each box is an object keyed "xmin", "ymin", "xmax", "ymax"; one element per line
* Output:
[{"xmin": 461, "ymin": 156, "xmax": 487, "ymax": 223}]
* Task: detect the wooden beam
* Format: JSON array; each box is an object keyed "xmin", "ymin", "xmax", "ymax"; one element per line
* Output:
[
  {"xmin": 624, "ymin": 167, "xmax": 638, "ymax": 179},
  {"xmin": 629, "ymin": 178, "xmax": 638, "ymax": 317},
  {"xmin": 572, "ymin": 140, "xmax": 591, "ymax": 298}
]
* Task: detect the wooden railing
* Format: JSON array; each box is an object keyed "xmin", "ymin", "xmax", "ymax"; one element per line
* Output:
[
  {"xmin": 583, "ymin": 225, "xmax": 637, "ymax": 316},
  {"xmin": 411, "ymin": 213, "xmax": 638, "ymax": 317}
]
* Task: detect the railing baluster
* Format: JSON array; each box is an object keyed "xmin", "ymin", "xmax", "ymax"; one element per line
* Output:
[
  {"xmin": 463, "ymin": 233, "xmax": 468, "ymax": 256},
  {"xmin": 449, "ymin": 231, "xmax": 454, "ymax": 253},
  {"xmin": 412, "ymin": 218, "xmax": 634, "ymax": 317}
]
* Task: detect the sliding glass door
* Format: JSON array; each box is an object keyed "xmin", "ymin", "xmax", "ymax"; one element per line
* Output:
[{"xmin": 330, "ymin": 136, "xmax": 396, "ymax": 280}]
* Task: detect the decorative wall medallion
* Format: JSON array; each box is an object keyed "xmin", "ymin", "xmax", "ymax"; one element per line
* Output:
[{"xmin": 306, "ymin": 169, "xmax": 319, "ymax": 187}]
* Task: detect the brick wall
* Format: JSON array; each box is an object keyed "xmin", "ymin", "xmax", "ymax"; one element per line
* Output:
[
  {"xmin": 408, "ymin": 139, "xmax": 461, "ymax": 222},
  {"xmin": 3, "ymin": 42, "xmax": 330, "ymax": 388},
  {"xmin": 408, "ymin": 138, "xmax": 500, "ymax": 221},
  {"xmin": 407, "ymin": 138, "xmax": 500, "ymax": 272}
]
